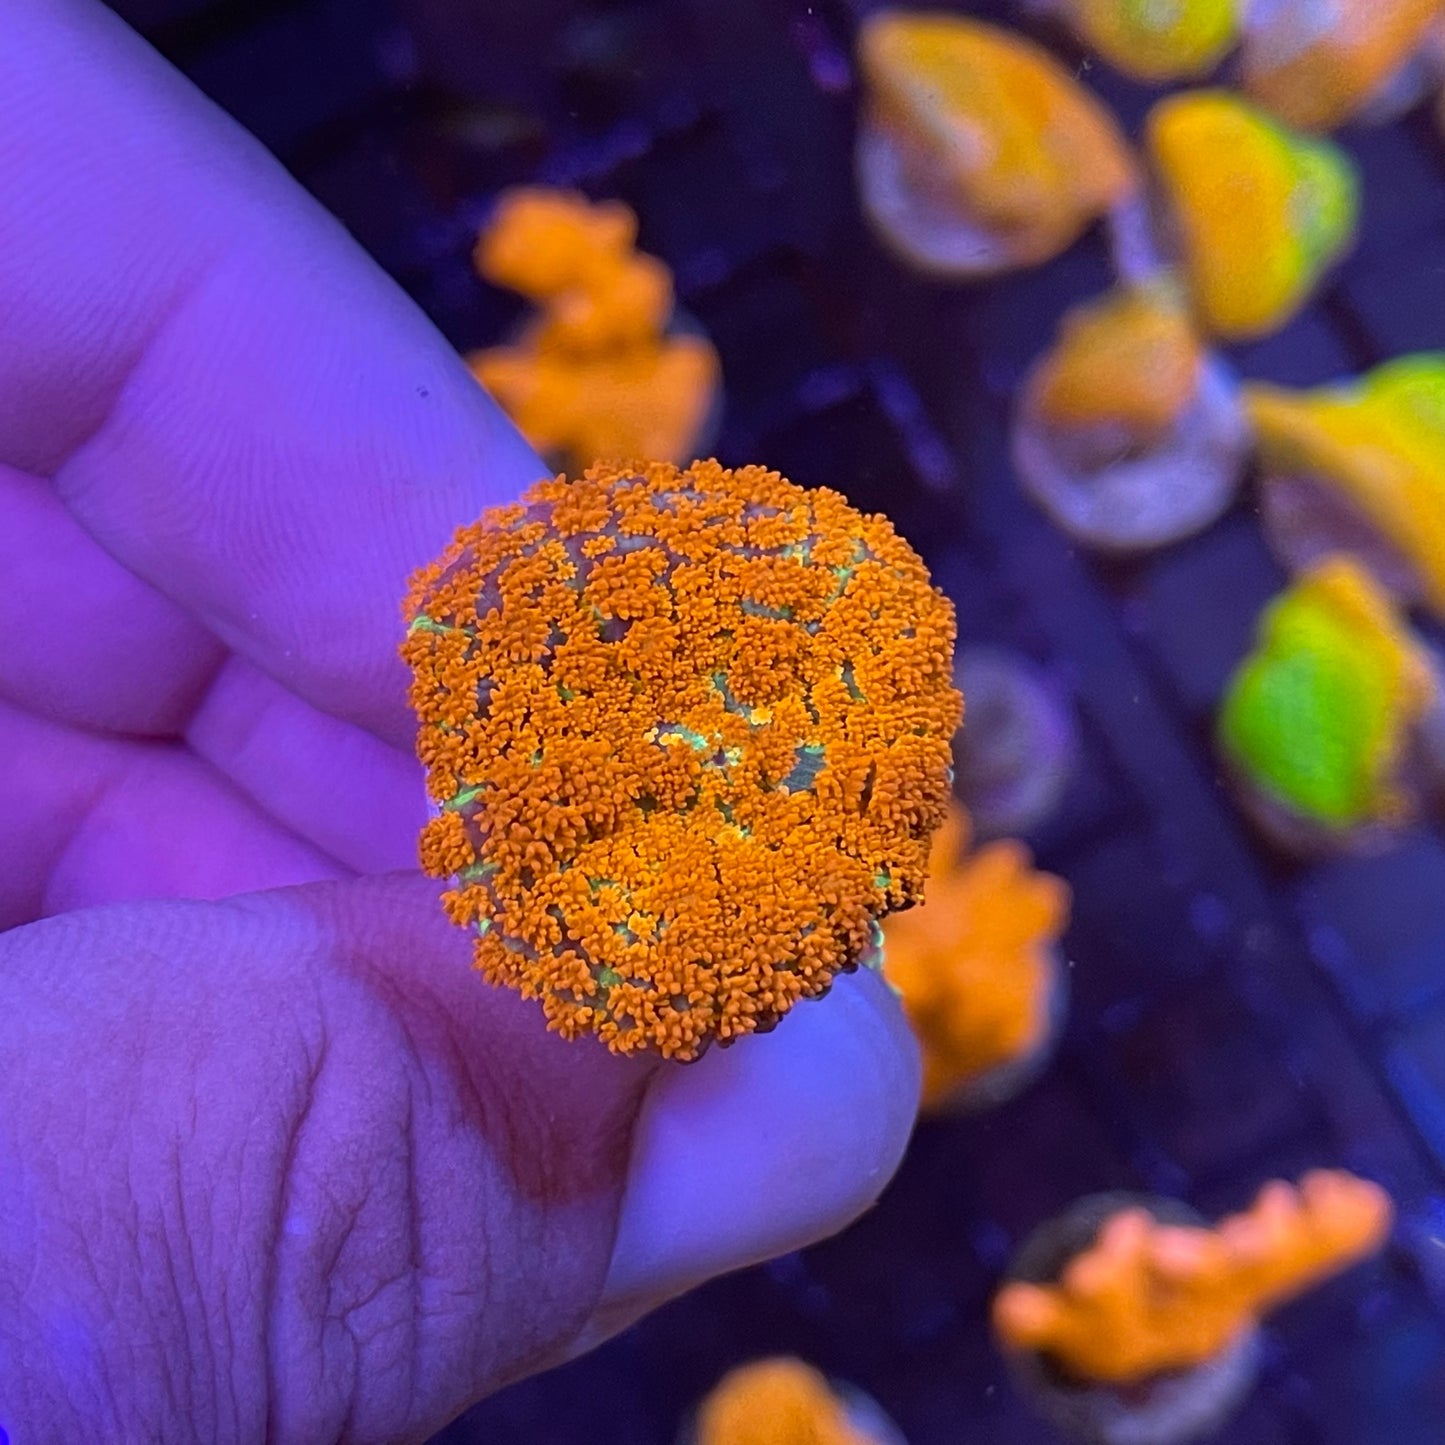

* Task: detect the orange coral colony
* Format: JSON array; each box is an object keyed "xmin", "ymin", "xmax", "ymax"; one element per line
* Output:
[
  {"xmin": 993, "ymin": 1170, "xmax": 1393, "ymax": 1384},
  {"xmin": 402, "ymin": 460, "xmax": 961, "ymax": 1059},
  {"xmin": 695, "ymin": 1358, "xmax": 881, "ymax": 1445},
  {"xmin": 476, "ymin": 346, "xmax": 719, "ymax": 473},
  {"xmin": 883, "ymin": 801, "xmax": 1069, "ymax": 1108},
  {"xmin": 468, "ymin": 187, "xmax": 720, "ymax": 470}
]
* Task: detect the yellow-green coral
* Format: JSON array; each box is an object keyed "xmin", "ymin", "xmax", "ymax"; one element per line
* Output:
[
  {"xmin": 402, "ymin": 460, "xmax": 961, "ymax": 1058},
  {"xmin": 1247, "ymin": 355, "xmax": 1445, "ymax": 620},
  {"xmin": 1218, "ymin": 557, "xmax": 1435, "ymax": 828},
  {"xmin": 1147, "ymin": 92, "xmax": 1357, "ymax": 340},
  {"xmin": 1065, "ymin": 0, "xmax": 1241, "ymax": 81}
]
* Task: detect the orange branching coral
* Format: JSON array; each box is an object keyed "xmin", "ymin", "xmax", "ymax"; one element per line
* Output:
[
  {"xmin": 402, "ymin": 460, "xmax": 961, "ymax": 1059},
  {"xmin": 475, "ymin": 341, "xmax": 719, "ymax": 472},
  {"xmin": 696, "ymin": 1358, "xmax": 880, "ymax": 1445},
  {"xmin": 468, "ymin": 187, "xmax": 720, "ymax": 469},
  {"xmin": 472, "ymin": 187, "xmax": 670, "ymax": 350},
  {"xmin": 883, "ymin": 801, "xmax": 1069, "ymax": 1108},
  {"xmin": 993, "ymin": 1171, "xmax": 1394, "ymax": 1384}
]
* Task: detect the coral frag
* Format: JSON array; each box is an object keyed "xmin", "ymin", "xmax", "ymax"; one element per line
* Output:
[
  {"xmin": 694, "ymin": 1357, "xmax": 891, "ymax": 1445},
  {"xmin": 993, "ymin": 1171, "xmax": 1393, "ymax": 1383},
  {"xmin": 403, "ymin": 460, "xmax": 961, "ymax": 1059}
]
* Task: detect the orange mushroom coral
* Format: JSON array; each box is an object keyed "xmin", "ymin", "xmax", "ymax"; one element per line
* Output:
[
  {"xmin": 695, "ymin": 1358, "xmax": 888, "ymax": 1445},
  {"xmin": 993, "ymin": 1171, "xmax": 1393, "ymax": 1384},
  {"xmin": 468, "ymin": 186, "xmax": 720, "ymax": 470},
  {"xmin": 883, "ymin": 801, "xmax": 1069, "ymax": 1109},
  {"xmin": 402, "ymin": 459, "xmax": 962, "ymax": 1059}
]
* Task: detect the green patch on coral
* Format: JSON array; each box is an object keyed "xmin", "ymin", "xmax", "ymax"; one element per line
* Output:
[
  {"xmin": 780, "ymin": 743, "xmax": 827, "ymax": 793},
  {"xmin": 1219, "ymin": 584, "xmax": 1403, "ymax": 825}
]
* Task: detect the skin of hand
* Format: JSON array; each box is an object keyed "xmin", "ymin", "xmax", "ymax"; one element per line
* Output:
[{"xmin": 0, "ymin": 4, "xmax": 921, "ymax": 1442}]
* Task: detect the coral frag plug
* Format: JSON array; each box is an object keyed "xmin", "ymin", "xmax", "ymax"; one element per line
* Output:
[
  {"xmin": 855, "ymin": 11, "xmax": 1137, "ymax": 277},
  {"xmin": 1218, "ymin": 555, "xmax": 1445, "ymax": 857}
]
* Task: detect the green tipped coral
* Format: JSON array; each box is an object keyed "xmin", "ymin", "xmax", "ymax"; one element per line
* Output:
[
  {"xmin": 1219, "ymin": 557, "xmax": 1436, "ymax": 829},
  {"xmin": 1147, "ymin": 92, "xmax": 1358, "ymax": 340},
  {"xmin": 1246, "ymin": 355, "xmax": 1445, "ymax": 620},
  {"xmin": 1064, "ymin": 0, "xmax": 1241, "ymax": 81}
]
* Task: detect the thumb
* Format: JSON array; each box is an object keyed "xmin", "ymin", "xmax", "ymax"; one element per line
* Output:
[
  {"xmin": 586, "ymin": 961, "xmax": 920, "ymax": 1351},
  {"xmin": 0, "ymin": 873, "xmax": 917, "ymax": 1443}
]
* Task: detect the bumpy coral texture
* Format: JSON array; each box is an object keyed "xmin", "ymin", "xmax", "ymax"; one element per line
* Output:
[{"xmin": 403, "ymin": 460, "xmax": 961, "ymax": 1059}]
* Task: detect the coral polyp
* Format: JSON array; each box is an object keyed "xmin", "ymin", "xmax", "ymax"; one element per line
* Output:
[{"xmin": 402, "ymin": 459, "xmax": 961, "ymax": 1059}]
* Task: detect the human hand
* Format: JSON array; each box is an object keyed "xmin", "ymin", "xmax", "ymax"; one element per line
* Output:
[{"xmin": 0, "ymin": 4, "xmax": 920, "ymax": 1442}]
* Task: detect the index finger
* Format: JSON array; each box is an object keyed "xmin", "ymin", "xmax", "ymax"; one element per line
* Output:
[{"xmin": 0, "ymin": 0, "xmax": 544, "ymax": 748}]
